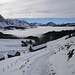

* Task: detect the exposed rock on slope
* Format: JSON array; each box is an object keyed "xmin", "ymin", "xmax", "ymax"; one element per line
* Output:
[{"xmin": 0, "ymin": 15, "xmax": 8, "ymax": 27}]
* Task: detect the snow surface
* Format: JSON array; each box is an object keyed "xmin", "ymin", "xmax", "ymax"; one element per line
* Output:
[
  {"xmin": 0, "ymin": 35, "xmax": 75, "ymax": 75},
  {"xmin": 0, "ymin": 22, "xmax": 8, "ymax": 27},
  {"xmin": 49, "ymin": 36, "xmax": 75, "ymax": 75},
  {"xmin": 0, "ymin": 39, "xmax": 29, "ymax": 53},
  {"xmin": 1, "ymin": 26, "xmax": 75, "ymax": 37},
  {"xmin": 6, "ymin": 19, "xmax": 30, "ymax": 27},
  {"xmin": 0, "ymin": 29, "xmax": 75, "ymax": 75}
]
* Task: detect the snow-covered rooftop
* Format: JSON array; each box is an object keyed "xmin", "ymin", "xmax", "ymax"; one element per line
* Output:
[
  {"xmin": 32, "ymin": 43, "xmax": 47, "ymax": 50},
  {"xmin": 8, "ymin": 50, "xmax": 17, "ymax": 56},
  {"xmin": 0, "ymin": 54, "xmax": 4, "ymax": 58}
]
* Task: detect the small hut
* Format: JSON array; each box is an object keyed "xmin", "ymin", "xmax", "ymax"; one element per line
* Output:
[
  {"xmin": 7, "ymin": 50, "xmax": 20, "ymax": 58},
  {"xmin": 29, "ymin": 43, "xmax": 47, "ymax": 52},
  {"xmin": 0, "ymin": 54, "xmax": 5, "ymax": 61}
]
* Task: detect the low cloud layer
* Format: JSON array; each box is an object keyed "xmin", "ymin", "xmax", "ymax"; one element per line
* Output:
[{"xmin": 0, "ymin": 0, "xmax": 75, "ymax": 18}]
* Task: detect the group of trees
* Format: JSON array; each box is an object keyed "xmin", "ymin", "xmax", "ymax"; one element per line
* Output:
[
  {"xmin": 21, "ymin": 30, "xmax": 75, "ymax": 47},
  {"xmin": 42, "ymin": 30, "xmax": 75, "ymax": 43},
  {"xmin": 0, "ymin": 32, "xmax": 19, "ymax": 39},
  {"xmin": 4, "ymin": 26, "xmax": 25, "ymax": 30},
  {"xmin": 0, "ymin": 30, "xmax": 75, "ymax": 46},
  {"xmin": 21, "ymin": 40, "xmax": 34, "ymax": 47}
]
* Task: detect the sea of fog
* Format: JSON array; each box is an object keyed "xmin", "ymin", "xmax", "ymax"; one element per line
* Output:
[{"xmin": 1, "ymin": 26, "xmax": 75, "ymax": 37}]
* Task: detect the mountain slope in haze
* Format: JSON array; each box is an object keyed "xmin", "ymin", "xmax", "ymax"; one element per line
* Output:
[
  {"xmin": 0, "ymin": 15, "xmax": 30, "ymax": 29},
  {"xmin": 6, "ymin": 19, "xmax": 30, "ymax": 27},
  {"xmin": 0, "ymin": 15, "xmax": 75, "ymax": 30}
]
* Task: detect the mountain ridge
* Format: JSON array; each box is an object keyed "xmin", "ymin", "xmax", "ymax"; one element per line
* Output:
[{"xmin": 0, "ymin": 15, "xmax": 75, "ymax": 30}]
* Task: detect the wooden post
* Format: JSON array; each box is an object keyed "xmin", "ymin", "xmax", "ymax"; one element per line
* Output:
[{"xmin": 3, "ymin": 68, "xmax": 4, "ymax": 72}]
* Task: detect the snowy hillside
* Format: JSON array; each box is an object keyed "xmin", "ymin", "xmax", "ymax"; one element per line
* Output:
[
  {"xmin": 0, "ymin": 22, "xmax": 8, "ymax": 28},
  {"xmin": 49, "ymin": 36, "xmax": 75, "ymax": 75},
  {"xmin": 6, "ymin": 19, "xmax": 30, "ymax": 27},
  {"xmin": 0, "ymin": 15, "xmax": 30, "ymax": 29},
  {"xmin": 0, "ymin": 34, "xmax": 75, "ymax": 75}
]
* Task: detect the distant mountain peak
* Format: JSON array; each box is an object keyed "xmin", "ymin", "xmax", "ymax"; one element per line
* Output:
[
  {"xmin": 0, "ymin": 14, "xmax": 6, "ymax": 22},
  {"xmin": 46, "ymin": 22, "xmax": 56, "ymax": 26},
  {"xmin": 0, "ymin": 15, "xmax": 75, "ymax": 30}
]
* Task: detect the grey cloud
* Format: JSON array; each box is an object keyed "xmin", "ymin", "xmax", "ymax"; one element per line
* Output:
[{"xmin": 0, "ymin": 0, "xmax": 75, "ymax": 18}]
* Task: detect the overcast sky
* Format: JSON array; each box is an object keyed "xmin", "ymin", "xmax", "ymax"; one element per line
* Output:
[{"xmin": 0, "ymin": 0, "xmax": 75, "ymax": 18}]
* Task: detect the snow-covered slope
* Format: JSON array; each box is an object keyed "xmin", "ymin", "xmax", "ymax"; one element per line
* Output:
[
  {"xmin": 49, "ymin": 36, "xmax": 75, "ymax": 75},
  {"xmin": 6, "ymin": 19, "xmax": 30, "ymax": 27},
  {"xmin": 0, "ymin": 22, "xmax": 8, "ymax": 27},
  {"xmin": 0, "ymin": 39, "xmax": 29, "ymax": 52},
  {"xmin": 0, "ymin": 15, "xmax": 30, "ymax": 29},
  {"xmin": 0, "ymin": 34, "xmax": 75, "ymax": 75}
]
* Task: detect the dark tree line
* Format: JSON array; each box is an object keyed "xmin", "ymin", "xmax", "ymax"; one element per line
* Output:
[
  {"xmin": 4, "ymin": 26, "xmax": 26, "ymax": 30},
  {"xmin": 0, "ymin": 30, "xmax": 75, "ymax": 45},
  {"xmin": 26, "ymin": 36, "xmax": 40, "ymax": 46},
  {"xmin": 24, "ymin": 30, "xmax": 75, "ymax": 46},
  {"xmin": 43, "ymin": 30, "xmax": 75, "ymax": 43},
  {"xmin": 0, "ymin": 32, "xmax": 19, "ymax": 39}
]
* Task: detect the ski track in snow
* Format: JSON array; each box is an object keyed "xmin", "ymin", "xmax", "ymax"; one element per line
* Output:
[
  {"xmin": 0, "ymin": 36, "xmax": 64, "ymax": 75},
  {"xmin": 0, "ymin": 42, "xmax": 55, "ymax": 75},
  {"xmin": 0, "ymin": 35, "xmax": 75, "ymax": 75},
  {"xmin": 25, "ymin": 51, "xmax": 54, "ymax": 75}
]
